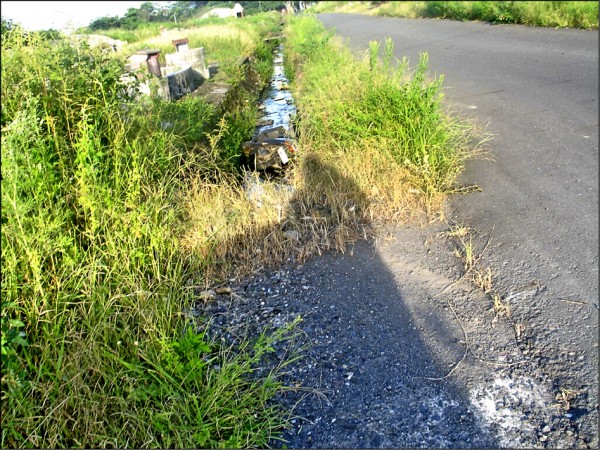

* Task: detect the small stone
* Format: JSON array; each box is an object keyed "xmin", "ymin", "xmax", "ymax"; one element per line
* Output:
[
  {"xmin": 539, "ymin": 435, "xmax": 547, "ymax": 442},
  {"xmin": 542, "ymin": 425, "xmax": 551, "ymax": 433},
  {"xmin": 199, "ymin": 289, "xmax": 217, "ymax": 301},
  {"xmin": 283, "ymin": 230, "xmax": 300, "ymax": 241}
]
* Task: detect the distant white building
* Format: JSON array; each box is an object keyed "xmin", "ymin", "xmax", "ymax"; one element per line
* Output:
[{"xmin": 201, "ymin": 2, "xmax": 244, "ymax": 18}]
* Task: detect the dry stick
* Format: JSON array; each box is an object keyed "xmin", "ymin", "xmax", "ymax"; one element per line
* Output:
[
  {"xmin": 433, "ymin": 223, "xmax": 495, "ymax": 299},
  {"xmin": 560, "ymin": 299, "xmax": 587, "ymax": 305},
  {"xmin": 473, "ymin": 354, "xmax": 529, "ymax": 368},
  {"xmin": 417, "ymin": 296, "xmax": 469, "ymax": 381},
  {"xmin": 419, "ymin": 225, "xmax": 495, "ymax": 381}
]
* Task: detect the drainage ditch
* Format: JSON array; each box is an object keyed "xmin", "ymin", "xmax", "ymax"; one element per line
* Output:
[{"xmin": 241, "ymin": 43, "xmax": 298, "ymax": 177}]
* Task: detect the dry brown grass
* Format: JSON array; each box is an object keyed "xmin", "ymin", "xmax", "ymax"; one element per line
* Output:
[
  {"xmin": 180, "ymin": 137, "xmax": 433, "ymax": 282},
  {"xmin": 471, "ymin": 267, "xmax": 493, "ymax": 293}
]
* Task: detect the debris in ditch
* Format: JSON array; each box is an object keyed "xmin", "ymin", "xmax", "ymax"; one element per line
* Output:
[
  {"xmin": 256, "ymin": 118, "xmax": 274, "ymax": 127},
  {"xmin": 252, "ymin": 125, "xmax": 288, "ymax": 143},
  {"xmin": 243, "ymin": 124, "xmax": 297, "ymax": 172},
  {"xmin": 242, "ymin": 137, "xmax": 296, "ymax": 172},
  {"xmin": 242, "ymin": 43, "xmax": 298, "ymax": 210},
  {"xmin": 248, "ymin": 43, "xmax": 297, "ymax": 169}
]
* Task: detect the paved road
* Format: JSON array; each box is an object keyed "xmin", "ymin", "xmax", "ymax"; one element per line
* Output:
[{"xmin": 317, "ymin": 13, "xmax": 598, "ymax": 445}]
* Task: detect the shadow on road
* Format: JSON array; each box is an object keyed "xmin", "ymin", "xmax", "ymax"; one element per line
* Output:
[{"xmin": 199, "ymin": 153, "xmax": 500, "ymax": 447}]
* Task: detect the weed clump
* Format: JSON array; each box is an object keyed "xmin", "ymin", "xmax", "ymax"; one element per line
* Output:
[{"xmin": 282, "ymin": 15, "xmax": 485, "ymax": 224}]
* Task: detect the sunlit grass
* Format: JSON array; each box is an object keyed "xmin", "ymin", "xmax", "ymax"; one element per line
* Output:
[
  {"xmin": 283, "ymin": 15, "xmax": 487, "ymax": 224},
  {"xmin": 1, "ymin": 16, "xmax": 297, "ymax": 448},
  {"xmin": 311, "ymin": 1, "xmax": 598, "ymax": 29}
]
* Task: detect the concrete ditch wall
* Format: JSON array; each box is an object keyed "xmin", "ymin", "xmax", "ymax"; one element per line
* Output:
[
  {"xmin": 127, "ymin": 46, "xmax": 210, "ymax": 102},
  {"xmin": 164, "ymin": 47, "xmax": 210, "ymax": 81},
  {"xmin": 163, "ymin": 66, "xmax": 196, "ymax": 101}
]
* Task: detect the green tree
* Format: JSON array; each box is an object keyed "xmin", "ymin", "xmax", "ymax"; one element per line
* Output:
[
  {"xmin": 1, "ymin": 16, "xmax": 15, "ymax": 39},
  {"xmin": 168, "ymin": 1, "xmax": 208, "ymax": 22},
  {"xmin": 88, "ymin": 15, "xmax": 122, "ymax": 30},
  {"xmin": 138, "ymin": 2, "xmax": 157, "ymax": 21},
  {"xmin": 121, "ymin": 7, "xmax": 142, "ymax": 29}
]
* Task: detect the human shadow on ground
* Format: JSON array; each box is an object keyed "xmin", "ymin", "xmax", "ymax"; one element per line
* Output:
[{"xmin": 197, "ymin": 153, "xmax": 499, "ymax": 448}]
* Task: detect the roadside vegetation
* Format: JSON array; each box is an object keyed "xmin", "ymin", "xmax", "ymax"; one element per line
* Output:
[
  {"xmin": 310, "ymin": 1, "xmax": 599, "ymax": 29},
  {"xmin": 281, "ymin": 14, "xmax": 485, "ymax": 226},
  {"xmin": 1, "ymin": 7, "xmax": 485, "ymax": 450},
  {"xmin": 1, "ymin": 12, "xmax": 299, "ymax": 448}
]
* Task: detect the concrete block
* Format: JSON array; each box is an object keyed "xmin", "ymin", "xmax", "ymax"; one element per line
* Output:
[{"xmin": 166, "ymin": 47, "xmax": 210, "ymax": 80}]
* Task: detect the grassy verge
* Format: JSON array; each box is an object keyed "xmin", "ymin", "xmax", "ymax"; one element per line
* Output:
[
  {"xmin": 0, "ymin": 14, "xmax": 299, "ymax": 448},
  {"xmin": 277, "ymin": 14, "xmax": 484, "ymax": 229},
  {"xmin": 310, "ymin": 1, "xmax": 599, "ymax": 29}
]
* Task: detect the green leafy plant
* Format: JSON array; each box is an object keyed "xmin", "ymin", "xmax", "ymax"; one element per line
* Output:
[{"xmin": 1, "ymin": 302, "xmax": 29, "ymax": 391}]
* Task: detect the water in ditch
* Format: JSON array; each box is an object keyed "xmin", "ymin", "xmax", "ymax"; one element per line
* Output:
[
  {"xmin": 242, "ymin": 43, "xmax": 297, "ymax": 202},
  {"xmin": 255, "ymin": 43, "xmax": 297, "ymax": 136}
]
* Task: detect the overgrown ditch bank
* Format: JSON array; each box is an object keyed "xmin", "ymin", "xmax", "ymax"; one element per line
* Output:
[
  {"xmin": 0, "ymin": 16, "xmax": 300, "ymax": 448},
  {"xmin": 2, "ymin": 10, "xmax": 490, "ymax": 448}
]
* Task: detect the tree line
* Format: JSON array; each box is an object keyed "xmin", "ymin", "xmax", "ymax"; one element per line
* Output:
[{"xmin": 88, "ymin": 1, "xmax": 306, "ymax": 31}]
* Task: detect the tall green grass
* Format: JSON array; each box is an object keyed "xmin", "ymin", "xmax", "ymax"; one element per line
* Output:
[
  {"xmin": 283, "ymin": 14, "xmax": 484, "ymax": 220},
  {"xmin": 1, "ymin": 18, "xmax": 296, "ymax": 448}
]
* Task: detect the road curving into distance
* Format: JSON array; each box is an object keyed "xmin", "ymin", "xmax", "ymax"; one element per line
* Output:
[{"xmin": 316, "ymin": 13, "xmax": 598, "ymax": 446}]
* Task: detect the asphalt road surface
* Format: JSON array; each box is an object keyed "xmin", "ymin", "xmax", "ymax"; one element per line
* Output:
[{"xmin": 315, "ymin": 13, "xmax": 599, "ymax": 446}]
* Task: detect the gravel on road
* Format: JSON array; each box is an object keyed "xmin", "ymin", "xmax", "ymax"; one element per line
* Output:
[{"xmin": 192, "ymin": 222, "xmax": 596, "ymax": 448}]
